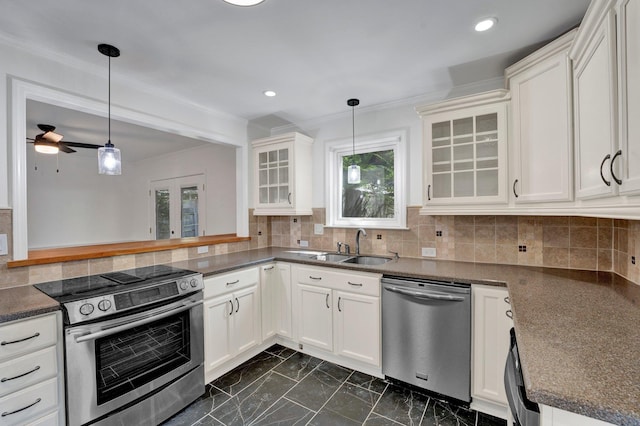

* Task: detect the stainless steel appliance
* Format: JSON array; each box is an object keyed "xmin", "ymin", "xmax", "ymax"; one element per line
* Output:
[
  {"xmin": 505, "ymin": 328, "xmax": 540, "ymax": 426},
  {"xmin": 35, "ymin": 265, "xmax": 204, "ymax": 426},
  {"xmin": 382, "ymin": 276, "xmax": 471, "ymax": 402}
]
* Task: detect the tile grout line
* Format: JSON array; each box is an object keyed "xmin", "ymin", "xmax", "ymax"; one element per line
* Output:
[
  {"xmin": 303, "ymin": 367, "xmax": 356, "ymax": 425},
  {"xmin": 362, "ymin": 382, "xmax": 390, "ymax": 425},
  {"xmin": 419, "ymin": 396, "xmax": 431, "ymax": 426}
]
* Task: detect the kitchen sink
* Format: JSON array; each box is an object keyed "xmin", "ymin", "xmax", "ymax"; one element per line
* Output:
[
  {"xmin": 313, "ymin": 253, "xmax": 354, "ymax": 262},
  {"xmin": 343, "ymin": 255, "xmax": 392, "ymax": 265}
]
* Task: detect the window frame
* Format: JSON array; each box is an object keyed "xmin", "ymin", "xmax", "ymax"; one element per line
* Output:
[{"xmin": 326, "ymin": 130, "xmax": 407, "ymax": 229}]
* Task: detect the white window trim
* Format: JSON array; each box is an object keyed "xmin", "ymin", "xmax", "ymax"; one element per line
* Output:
[{"xmin": 326, "ymin": 129, "xmax": 407, "ymax": 229}]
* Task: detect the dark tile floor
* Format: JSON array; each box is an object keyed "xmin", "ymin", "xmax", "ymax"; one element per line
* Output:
[{"xmin": 163, "ymin": 345, "xmax": 507, "ymax": 426}]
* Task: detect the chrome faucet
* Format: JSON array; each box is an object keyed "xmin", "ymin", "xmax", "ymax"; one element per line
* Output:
[{"xmin": 355, "ymin": 228, "xmax": 367, "ymax": 255}]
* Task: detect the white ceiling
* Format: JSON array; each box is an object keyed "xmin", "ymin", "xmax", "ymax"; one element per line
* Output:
[{"xmin": 2, "ymin": 0, "xmax": 590, "ymax": 127}]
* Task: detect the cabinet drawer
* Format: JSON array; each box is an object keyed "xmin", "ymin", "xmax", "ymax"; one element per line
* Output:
[
  {"xmin": 204, "ymin": 267, "xmax": 259, "ymax": 299},
  {"xmin": 0, "ymin": 347, "xmax": 58, "ymax": 398},
  {"xmin": 0, "ymin": 377, "xmax": 58, "ymax": 426},
  {"xmin": 24, "ymin": 411, "xmax": 59, "ymax": 426},
  {"xmin": 295, "ymin": 266, "xmax": 380, "ymax": 296},
  {"xmin": 0, "ymin": 314, "xmax": 57, "ymax": 362}
]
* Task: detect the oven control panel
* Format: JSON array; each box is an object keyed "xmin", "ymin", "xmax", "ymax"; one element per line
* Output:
[{"xmin": 65, "ymin": 274, "xmax": 203, "ymax": 324}]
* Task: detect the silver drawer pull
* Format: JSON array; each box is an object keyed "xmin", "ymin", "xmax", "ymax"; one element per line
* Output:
[
  {"xmin": 226, "ymin": 280, "xmax": 240, "ymax": 286},
  {"xmin": 263, "ymin": 266, "xmax": 275, "ymax": 271},
  {"xmin": 2, "ymin": 398, "xmax": 41, "ymax": 417},
  {"xmin": 348, "ymin": 281, "xmax": 363, "ymax": 287},
  {"xmin": 1, "ymin": 365, "xmax": 40, "ymax": 382},
  {"xmin": 1, "ymin": 332, "xmax": 40, "ymax": 346},
  {"xmin": 309, "ymin": 276, "xmax": 322, "ymax": 280},
  {"xmin": 506, "ymin": 309, "xmax": 513, "ymax": 319}
]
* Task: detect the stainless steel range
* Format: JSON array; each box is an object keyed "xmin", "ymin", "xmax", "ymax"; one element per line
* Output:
[{"xmin": 35, "ymin": 264, "xmax": 204, "ymax": 426}]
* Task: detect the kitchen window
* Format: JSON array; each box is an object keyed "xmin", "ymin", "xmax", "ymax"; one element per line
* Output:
[{"xmin": 327, "ymin": 130, "xmax": 406, "ymax": 228}]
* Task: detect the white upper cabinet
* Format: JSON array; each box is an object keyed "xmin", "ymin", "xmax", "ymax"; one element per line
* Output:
[
  {"xmin": 616, "ymin": 0, "xmax": 640, "ymax": 195},
  {"xmin": 417, "ymin": 90, "xmax": 510, "ymax": 211},
  {"xmin": 571, "ymin": 2, "xmax": 619, "ymax": 200},
  {"xmin": 506, "ymin": 30, "xmax": 576, "ymax": 204},
  {"xmin": 252, "ymin": 132, "xmax": 313, "ymax": 216}
]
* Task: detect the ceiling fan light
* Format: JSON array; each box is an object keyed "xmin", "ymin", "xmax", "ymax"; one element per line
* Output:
[
  {"xmin": 34, "ymin": 141, "xmax": 59, "ymax": 154},
  {"xmin": 98, "ymin": 144, "xmax": 121, "ymax": 175},
  {"xmin": 223, "ymin": 0, "xmax": 265, "ymax": 6}
]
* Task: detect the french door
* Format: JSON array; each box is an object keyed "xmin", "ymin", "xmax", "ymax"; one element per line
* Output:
[{"xmin": 150, "ymin": 174, "xmax": 205, "ymax": 239}]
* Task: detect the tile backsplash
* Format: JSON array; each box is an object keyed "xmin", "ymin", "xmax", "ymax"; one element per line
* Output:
[{"xmin": 1, "ymin": 207, "xmax": 639, "ymax": 289}]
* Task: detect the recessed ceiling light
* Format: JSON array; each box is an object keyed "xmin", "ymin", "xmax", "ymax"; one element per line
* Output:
[
  {"xmin": 263, "ymin": 90, "xmax": 276, "ymax": 97},
  {"xmin": 475, "ymin": 18, "xmax": 497, "ymax": 32},
  {"xmin": 223, "ymin": 0, "xmax": 265, "ymax": 6}
]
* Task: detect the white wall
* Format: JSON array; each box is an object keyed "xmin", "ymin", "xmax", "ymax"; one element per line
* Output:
[{"xmin": 1, "ymin": 39, "xmax": 249, "ymax": 256}]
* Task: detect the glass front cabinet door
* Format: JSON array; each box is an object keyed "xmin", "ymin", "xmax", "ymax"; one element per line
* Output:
[
  {"xmin": 252, "ymin": 132, "xmax": 313, "ymax": 216},
  {"xmin": 417, "ymin": 90, "xmax": 509, "ymax": 209}
]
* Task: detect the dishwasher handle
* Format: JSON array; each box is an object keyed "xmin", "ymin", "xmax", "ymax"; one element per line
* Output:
[{"xmin": 384, "ymin": 285, "xmax": 465, "ymax": 302}]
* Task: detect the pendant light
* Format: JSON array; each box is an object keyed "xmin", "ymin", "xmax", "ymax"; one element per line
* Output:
[
  {"xmin": 97, "ymin": 43, "xmax": 122, "ymax": 175},
  {"xmin": 347, "ymin": 98, "xmax": 361, "ymax": 184}
]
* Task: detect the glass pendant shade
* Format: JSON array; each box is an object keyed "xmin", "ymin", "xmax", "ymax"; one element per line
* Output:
[
  {"xmin": 348, "ymin": 164, "xmax": 361, "ymax": 184},
  {"xmin": 98, "ymin": 144, "xmax": 121, "ymax": 175},
  {"xmin": 34, "ymin": 141, "xmax": 59, "ymax": 154}
]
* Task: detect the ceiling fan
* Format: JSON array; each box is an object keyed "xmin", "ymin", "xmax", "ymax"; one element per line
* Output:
[{"xmin": 26, "ymin": 124, "xmax": 102, "ymax": 154}]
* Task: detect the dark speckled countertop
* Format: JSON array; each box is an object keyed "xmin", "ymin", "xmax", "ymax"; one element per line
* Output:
[
  {"xmin": 0, "ymin": 285, "xmax": 59, "ymax": 323},
  {"xmin": 2, "ymin": 247, "xmax": 638, "ymax": 424}
]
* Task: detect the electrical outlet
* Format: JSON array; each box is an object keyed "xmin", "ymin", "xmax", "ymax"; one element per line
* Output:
[
  {"xmin": 197, "ymin": 246, "xmax": 209, "ymax": 254},
  {"xmin": 299, "ymin": 240, "xmax": 309, "ymax": 247},
  {"xmin": 421, "ymin": 247, "xmax": 436, "ymax": 257}
]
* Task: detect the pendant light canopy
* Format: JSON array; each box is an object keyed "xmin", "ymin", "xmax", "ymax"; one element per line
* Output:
[
  {"xmin": 98, "ymin": 43, "xmax": 122, "ymax": 175},
  {"xmin": 347, "ymin": 98, "xmax": 361, "ymax": 184}
]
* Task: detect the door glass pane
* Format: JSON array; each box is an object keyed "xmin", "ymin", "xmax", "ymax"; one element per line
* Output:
[
  {"xmin": 279, "ymin": 167, "xmax": 288, "ymax": 184},
  {"xmin": 155, "ymin": 189, "xmax": 170, "ymax": 240},
  {"xmin": 454, "ymin": 172, "xmax": 474, "ymax": 197},
  {"xmin": 258, "ymin": 152, "xmax": 268, "ymax": 168},
  {"xmin": 432, "ymin": 121, "xmax": 450, "ymax": 139},
  {"xmin": 268, "ymin": 150, "xmax": 277, "ymax": 163},
  {"xmin": 476, "ymin": 113, "xmax": 497, "ymax": 133},
  {"xmin": 433, "ymin": 174, "xmax": 451, "ymax": 198},
  {"xmin": 95, "ymin": 311, "xmax": 191, "ymax": 405},
  {"xmin": 279, "ymin": 148, "xmax": 288, "ymax": 163},
  {"xmin": 268, "ymin": 169, "xmax": 278, "ymax": 185},
  {"xmin": 453, "ymin": 117, "xmax": 473, "ymax": 136},
  {"xmin": 259, "ymin": 188, "xmax": 268, "ymax": 203},
  {"xmin": 477, "ymin": 170, "xmax": 499, "ymax": 196},
  {"xmin": 259, "ymin": 170, "xmax": 268, "ymax": 186},
  {"xmin": 279, "ymin": 186, "xmax": 289, "ymax": 204},
  {"xmin": 269, "ymin": 187, "xmax": 277, "ymax": 203},
  {"xmin": 477, "ymin": 141, "xmax": 498, "ymax": 159},
  {"xmin": 181, "ymin": 186, "xmax": 198, "ymax": 237}
]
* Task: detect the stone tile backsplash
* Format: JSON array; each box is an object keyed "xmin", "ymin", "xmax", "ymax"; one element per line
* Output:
[{"xmin": 1, "ymin": 207, "xmax": 639, "ymax": 288}]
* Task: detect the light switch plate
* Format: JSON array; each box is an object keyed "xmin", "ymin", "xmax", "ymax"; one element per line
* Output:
[
  {"xmin": 314, "ymin": 224, "xmax": 324, "ymax": 235},
  {"xmin": 197, "ymin": 246, "xmax": 209, "ymax": 254},
  {"xmin": 299, "ymin": 240, "xmax": 309, "ymax": 247},
  {"xmin": 421, "ymin": 247, "xmax": 436, "ymax": 257},
  {"xmin": 0, "ymin": 234, "xmax": 7, "ymax": 256}
]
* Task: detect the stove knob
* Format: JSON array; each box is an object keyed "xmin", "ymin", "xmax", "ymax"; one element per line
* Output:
[
  {"xmin": 190, "ymin": 278, "xmax": 199, "ymax": 288},
  {"xmin": 79, "ymin": 303, "xmax": 94, "ymax": 316},
  {"xmin": 98, "ymin": 300, "xmax": 112, "ymax": 312},
  {"xmin": 179, "ymin": 281, "xmax": 189, "ymax": 290}
]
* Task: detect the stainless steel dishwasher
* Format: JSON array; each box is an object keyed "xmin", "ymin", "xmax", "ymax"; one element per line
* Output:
[{"xmin": 382, "ymin": 276, "xmax": 471, "ymax": 402}]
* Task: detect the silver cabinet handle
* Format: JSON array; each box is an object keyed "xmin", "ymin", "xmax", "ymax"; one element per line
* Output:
[
  {"xmin": 287, "ymin": 192, "xmax": 292, "ymax": 204},
  {"xmin": 226, "ymin": 279, "xmax": 240, "ymax": 286},
  {"xmin": 600, "ymin": 154, "xmax": 612, "ymax": 186},
  {"xmin": 325, "ymin": 293, "xmax": 330, "ymax": 309},
  {"xmin": 228, "ymin": 300, "xmax": 233, "ymax": 316},
  {"xmin": 309, "ymin": 276, "xmax": 322, "ymax": 280},
  {"xmin": 513, "ymin": 179, "xmax": 519, "ymax": 198},
  {"xmin": 1, "ymin": 332, "xmax": 40, "ymax": 346},
  {"xmin": 235, "ymin": 297, "xmax": 240, "ymax": 313},
  {"xmin": 504, "ymin": 296, "xmax": 510, "ymax": 304},
  {"xmin": 611, "ymin": 149, "xmax": 622, "ymax": 185},
  {"xmin": 506, "ymin": 309, "xmax": 513, "ymax": 319},
  {"xmin": 1, "ymin": 365, "xmax": 40, "ymax": 382},
  {"xmin": 338, "ymin": 297, "xmax": 342, "ymax": 312},
  {"xmin": 384, "ymin": 286, "xmax": 464, "ymax": 302},
  {"xmin": 348, "ymin": 281, "xmax": 363, "ymax": 287},
  {"xmin": 427, "ymin": 184, "xmax": 431, "ymax": 201},
  {"xmin": 2, "ymin": 398, "xmax": 41, "ymax": 417},
  {"xmin": 263, "ymin": 266, "xmax": 274, "ymax": 271}
]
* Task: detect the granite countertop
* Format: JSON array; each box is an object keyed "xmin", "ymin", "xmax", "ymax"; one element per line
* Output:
[
  {"xmin": 0, "ymin": 285, "xmax": 60, "ymax": 323},
  {"xmin": 174, "ymin": 247, "xmax": 640, "ymax": 425}
]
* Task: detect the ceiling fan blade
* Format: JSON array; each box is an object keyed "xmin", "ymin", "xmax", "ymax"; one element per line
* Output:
[
  {"xmin": 62, "ymin": 141, "xmax": 102, "ymax": 150},
  {"xmin": 58, "ymin": 144, "xmax": 76, "ymax": 154},
  {"xmin": 42, "ymin": 131, "xmax": 63, "ymax": 143}
]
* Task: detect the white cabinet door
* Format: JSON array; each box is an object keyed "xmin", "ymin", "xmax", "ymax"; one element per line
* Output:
[
  {"xmin": 617, "ymin": 0, "xmax": 640, "ymax": 195},
  {"xmin": 296, "ymin": 284, "xmax": 333, "ymax": 351},
  {"xmin": 203, "ymin": 295, "xmax": 234, "ymax": 372},
  {"xmin": 254, "ymin": 141, "xmax": 293, "ymax": 210},
  {"xmin": 472, "ymin": 285, "xmax": 512, "ymax": 406},
  {"xmin": 508, "ymin": 31, "xmax": 574, "ymax": 203},
  {"xmin": 573, "ymin": 10, "xmax": 618, "ymax": 199},
  {"xmin": 274, "ymin": 263, "xmax": 293, "ymax": 339},
  {"xmin": 260, "ymin": 264, "xmax": 277, "ymax": 340},
  {"xmin": 334, "ymin": 291, "xmax": 380, "ymax": 367},
  {"xmin": 233, "ymin": 285, "xmax": 261, "ymax": 354}
]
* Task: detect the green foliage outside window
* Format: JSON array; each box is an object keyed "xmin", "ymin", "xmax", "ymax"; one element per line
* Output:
[{"xmin": 342, "ymin": 149, "xmax": 395, "ymax": 218}]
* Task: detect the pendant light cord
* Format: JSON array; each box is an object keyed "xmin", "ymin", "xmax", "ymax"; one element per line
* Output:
[
  {"xmin": 351, "ymin": 104, "xmax": 355, "ymax": 159},
  {"xmin": 108, "ymin": 54, "xmax": 111, "ymax": 144}
]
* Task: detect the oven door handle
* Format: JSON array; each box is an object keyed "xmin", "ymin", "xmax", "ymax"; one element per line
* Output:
[{"xmin": 74, "ymin": 300, "xmax": 199, "ymax": 343}]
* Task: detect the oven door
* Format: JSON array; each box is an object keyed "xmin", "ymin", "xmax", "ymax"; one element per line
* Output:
[{"xmin": 65, "ymin": 292, "xmax": 203, "ymax": 426}]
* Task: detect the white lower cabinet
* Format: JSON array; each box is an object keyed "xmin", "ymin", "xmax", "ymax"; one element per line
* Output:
[
  {"xmin": 471, "ymin": 285, "xmax": 512, "ymax": 419},
  {"xmin": 292, "ymin": 265, "xmax": 381, "ymax": 370},
  {"xmin": 203, "ymin": 267, "xmax": 261, "ymax": 381},
  {"xmin": 260, "ymin": 263, "xmax": 292, "ymax": 340},
  {"xmin": 0, "ymin": 312, "xmax": 64, "ymax": 426}
]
